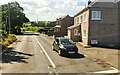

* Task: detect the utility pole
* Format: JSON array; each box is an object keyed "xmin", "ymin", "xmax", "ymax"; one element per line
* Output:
[
  {"xmin": 5, "ymin": 16, "xmax": 8, "ymax": 31},
  {"xmin": 36, "ymin": 14, "xmax": 38, "ymax": 24},
  {"xmin": 8, "ymin": 3, "xmax": 11, "ymax": 34}
]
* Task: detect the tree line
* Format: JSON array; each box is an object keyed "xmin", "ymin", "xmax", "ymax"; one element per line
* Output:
[
  {"xmin": 22, "ymin": 21, "xmax": 56, "ymax": 33},
  {"xmin": 0, "ymin": 1, "xmax": 29, "ymax": 34}
]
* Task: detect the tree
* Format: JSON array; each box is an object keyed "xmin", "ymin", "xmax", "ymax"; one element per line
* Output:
[{"xmin": 1, "ymin": 1, "xmax": 29, "ymax": 34}]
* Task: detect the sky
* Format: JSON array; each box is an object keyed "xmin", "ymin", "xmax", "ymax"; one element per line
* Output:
[{"xmin": 0, "ymin": 0, "xmax": 95, "ymax": 21}]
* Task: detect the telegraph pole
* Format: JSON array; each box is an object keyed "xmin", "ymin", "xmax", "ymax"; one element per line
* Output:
[
  {"xmin": 8, "ymin": 3, "xmax": 11, "ymax": 34},
  {"xmin": 36, "ymin": 14, "xmax": 38, "ymax": 24}
]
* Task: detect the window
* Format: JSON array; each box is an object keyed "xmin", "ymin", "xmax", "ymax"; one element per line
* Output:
[
  {"xmin": 80, "ymin": 16, "xmax": 82, "ymax": 23},
  {"xmin": 60, "ymin": 39, "xmax": 73, "ymax": 45},
  {"xmin": 74, "ymin": 29, "xmax": 78, "ymax": 36},
  {"xmin": 84, "ymin": 14, "xmax": 87, "ymax": 22},
  {"xmin": 57, "ymin": 28, "xmax": 60, "ymax": 32},
  {"xmin": 75, "ymin": 18, "xmax": 77, "ymax": 24},
  {"xmin": 77, "ymin": 17, "xmax": 79, "ymax": 24},
  {"xmin": 91, "ymin": 11, "xmax": 101, "ymax": 20}
]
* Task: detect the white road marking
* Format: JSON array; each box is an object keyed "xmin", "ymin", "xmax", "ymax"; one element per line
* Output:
[
  {"xmin": 34, "ymin": 36, "xmax": 56, "ymax": 68},
  {"xmin": 40, "ymin": 50, "xmax": 43, "ymax": 53},
  {"xmin": 84, "ymin": 54, "xmax": 88, "ymax": 57},
  {"xmin": 49, "ymin": 71, "xmax": 52, "ymax": 73},
  {"xmin": 92, "ymin": 67, "xmax": 120, "ymax": 73},
  {"xmin": 92, "ymin": 70, "xmax": 119, "ymax": 73}
]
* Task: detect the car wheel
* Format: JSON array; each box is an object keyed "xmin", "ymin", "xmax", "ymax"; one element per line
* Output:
[{"xmin": 75, "ymin": 51, "xmax": 78, "ymax": 54}]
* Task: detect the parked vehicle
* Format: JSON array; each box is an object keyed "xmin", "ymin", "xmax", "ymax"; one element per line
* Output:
[{"xmin": 52, "ymin": 37, "xmax": 78, "ymax": 56}]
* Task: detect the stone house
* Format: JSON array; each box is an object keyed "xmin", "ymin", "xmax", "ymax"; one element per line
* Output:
[
  {"xmin": 68, "ymin": 0, "xmax": 120, "ymax": 47},
  {"xmin": 54, "ymin": 15, "xmax": 74, "ymax": 36}
]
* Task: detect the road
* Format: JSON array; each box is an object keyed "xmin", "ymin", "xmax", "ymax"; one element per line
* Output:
[{"xmin": 1, "ymin": 32, "xmax": 117, "ymax": 74}]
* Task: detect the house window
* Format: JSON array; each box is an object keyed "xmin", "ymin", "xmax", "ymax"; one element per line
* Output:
[
  {"xmin": 84, "ymin": 14, "xmax": 87, "ymax": 22},
  {"xmin": 80, "ymin": 16, "xmax": 82, "ymax": 23},
  {"xmin": 91, "ymin": 11, "xmax": 101, "ymax": 20},
  {"xmin": 77, "ymin": 17, "xmax": 79, "ymax": 24},
  {"xmin": 74, "ymin": 29, "xmax": 78, "ymax": 36},
  {"xmin": 83, "ymin": 30, "xmax": 86, "ymax": 38},
  {"xmin": 75, "ymin": 18, "xmax": 77, "ymax": 24}
]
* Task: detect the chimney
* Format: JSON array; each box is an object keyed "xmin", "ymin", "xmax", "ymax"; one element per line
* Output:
[{"xmin": 88, "ymin": 0, "xmax": 91, "ymax": 5}]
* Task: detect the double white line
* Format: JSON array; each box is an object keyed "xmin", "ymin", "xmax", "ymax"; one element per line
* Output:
[{"xmin": 34, "ymin": 36, "xmax": 56, "ymax": 68}]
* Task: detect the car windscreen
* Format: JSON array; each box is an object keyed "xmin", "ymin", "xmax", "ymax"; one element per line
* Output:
[{"xmin": 60, "ymin": 39, "xmax": 73, "ymax": 45}]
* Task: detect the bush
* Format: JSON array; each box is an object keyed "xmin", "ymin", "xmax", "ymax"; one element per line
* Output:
[
  {"xmin": 0, "ymin": 30, "xmax": 17, "ymax": 51},
  {"xmin": 0, "ymin": 44, "xmax": 7, "ymax": 51},
  {"xmin": 7, "ymin": 38, "xmax": 13, "ymax": 44},
  {"xmin": 3, "ymin": 40, "xmax": 10, "ymax": 46},
  {"xmin": 2, "ymin": 30, "xmax": 7, "ymax": 36},
  {"xmin": 0, "ymin": 30, "xmax": 8, "ymax": 38},
  {"xmin": 2, "ymin": 34, "xmax": 17, "ymax": 47},
  {"xmin": 8, "ymin": 34, "xmax": 17, "ymax": 42}
]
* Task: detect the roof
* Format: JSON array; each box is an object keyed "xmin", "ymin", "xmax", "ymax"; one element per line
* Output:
[
  {"xmin": 55, "ymin": 25, "xmax": 61, "ymax": 28},
  {"xmin": 56, "ymin": 37, "xmax": 69, "ymax": 40},
  {"xmin": 74, "ymin": 0, "xmax": 120, "ymax": 17},
  {"xmin": 67, "ymin": 24, "xmax": 80, "ymax": 29},
  {"xmin": 74, "ymin": 0, "xmax": 104, "ymax": 17},
  {"xmin": 57, "ymin": 15, "xmax": 73, "ymax": 20},
  {"xmin": 74, "ymin": 7, "xmax": 89, "ymax": 17},
  {"xmin": 61, "ymin": 15, "xmax": 69, "ymax": 19}
]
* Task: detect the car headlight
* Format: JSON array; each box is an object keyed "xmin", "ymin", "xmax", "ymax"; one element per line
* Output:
[{"xmin": 59, "ymin": 45, "xmax": 66, "ymax": 49}]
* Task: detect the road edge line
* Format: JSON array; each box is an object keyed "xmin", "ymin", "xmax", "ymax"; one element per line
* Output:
[
  {"xmin": 34, "ymin": 36, "xmax": 56, "ymax": 68},
  {"xmin": 91, "ymin": 67, "xmax": 119, "ymax": 73}
]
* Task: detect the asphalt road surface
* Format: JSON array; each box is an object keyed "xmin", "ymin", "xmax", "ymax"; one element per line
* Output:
[{"xmin": 1, "ymin": 32, "xmax": 117, "ymax": 74}]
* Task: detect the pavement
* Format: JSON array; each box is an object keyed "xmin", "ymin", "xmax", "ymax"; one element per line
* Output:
[
  {"xmin": 76, "ymin": 43, "xmax": 120, "ymax": 73},
  {"xmin": 76, "ymin": 43, "xmax": 119, "ymax": 68}
]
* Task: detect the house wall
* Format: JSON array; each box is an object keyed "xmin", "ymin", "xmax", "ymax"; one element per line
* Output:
[
  {"xmin": 88, "ymin": 2, "xmax": 119, "ymax": 46},
  {"xmin": 68, "ymin": 29, "xmax": 71, "ymax": 39},
  {"xmin": 69, "ymin": 9, "xmax": 90, "ymax": 43},
  {"xmin": 55, "ymin": 19, "xmax": 61, "ymax": 32},
  {"xmin": 68, "ymin": 26, "xmax": 81, "ymax": 42},
  {"xmin": 61, "ymin": 16, "xmax": 74, "ymax": 35},
  {"xmin": 80, "ymin": 10, "xmax": 90, "ymax": 44}
]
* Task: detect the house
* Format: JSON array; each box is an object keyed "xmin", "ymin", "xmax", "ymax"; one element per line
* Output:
[
  {"xmin": 54, "ymin": 15, "xmax": 74, "ymax": 36},
  {"xmin": 68, "ymin": 0, "xmax": 120, "ymax": 47}
]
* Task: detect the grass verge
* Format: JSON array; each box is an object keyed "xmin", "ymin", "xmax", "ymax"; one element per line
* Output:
[{"xmin": 0, "ymin": 31, "xmax": 17, "ymax": 51}]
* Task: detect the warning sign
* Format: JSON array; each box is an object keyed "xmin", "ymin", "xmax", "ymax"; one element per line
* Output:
[{"xmin": 91, "ymin": 40, "xmax": 98, "ymax": 44}]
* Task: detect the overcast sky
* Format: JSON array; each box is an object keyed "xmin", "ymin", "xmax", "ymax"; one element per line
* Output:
[{"xmin": 0, "ymin": 0, "xmax": 95, "ymax": 21}]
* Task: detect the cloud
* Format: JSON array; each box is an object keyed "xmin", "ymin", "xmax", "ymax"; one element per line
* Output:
[
  {"xmin": 54, "ymin": 0, "xmax": 85, "ymax": 16},
  {"xmin": 56, "ymin": 13, "xmax": 67, "ymax": 18},
  {"xmin": 54, "ymin": 0, "xmax": 85, "ymax": 10},
  {"xmin": 36, "ymin": 7, "xmax": 53, "ymax": 13},
  {"xmin": 0, "ymin": 0, "xmax": 88, "ymax": 21},
  {"xmin": 0, "ymin": 0, "xmax": 13, "ymax": 5},
  {"xmin": 18, "ymin": 0, "xmax": 52, "ymax": 6},
  {"xmin": 62, "ymin": 0, "xmax": 79, "ymax": 9}
]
